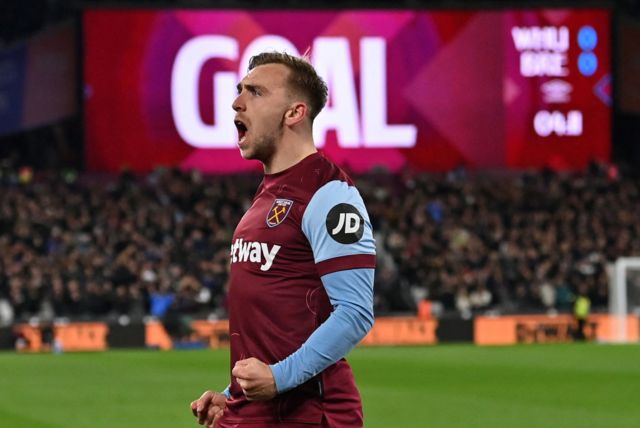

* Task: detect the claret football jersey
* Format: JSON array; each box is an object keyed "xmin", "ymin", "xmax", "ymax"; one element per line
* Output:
[{"xmin": 224, "ymin": 152, "xmax": 375, "ymax": 425}]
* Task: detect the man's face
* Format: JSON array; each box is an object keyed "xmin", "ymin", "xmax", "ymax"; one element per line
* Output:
[{"xmin": 232, "ymin": 63, "xmax": 292, "ymax": 163}]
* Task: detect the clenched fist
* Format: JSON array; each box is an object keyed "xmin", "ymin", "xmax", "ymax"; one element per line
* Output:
[{"xmin": 232, "ymin": 358, "xmax": 278, "ymax": 401}]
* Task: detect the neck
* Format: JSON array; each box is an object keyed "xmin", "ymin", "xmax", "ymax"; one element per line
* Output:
[{"xmin": 263, "ymin": 129, "xmax": 317, "ymax": 174}]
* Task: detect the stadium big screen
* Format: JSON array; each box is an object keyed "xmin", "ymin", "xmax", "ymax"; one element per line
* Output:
[{"xmin": 83, "ymin": 9, "xmax": 611, "ymax": 173}]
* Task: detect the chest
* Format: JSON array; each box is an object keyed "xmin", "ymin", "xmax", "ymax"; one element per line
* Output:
[{"xmin": 231, "ymin": 185, "xmax": 311, "ymax": 271}]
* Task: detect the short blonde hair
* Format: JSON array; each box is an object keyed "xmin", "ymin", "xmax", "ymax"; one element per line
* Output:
[{"xmin": 248, "ymin": 51, "xmax": 328, "ymax": 122}]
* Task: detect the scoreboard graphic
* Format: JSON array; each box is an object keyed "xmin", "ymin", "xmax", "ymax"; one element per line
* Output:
[{"xmin": 83, "ymin": 9, "xmax": 611, "ymax": 173}]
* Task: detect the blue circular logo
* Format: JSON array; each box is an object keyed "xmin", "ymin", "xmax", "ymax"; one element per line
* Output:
[
  {"xmin": 578, "ymin": 52, "xmax": 598, "ymax": 76},
  {"xmin": 578, "ymin": 26, "xmax": 597, "ymax": 51}
]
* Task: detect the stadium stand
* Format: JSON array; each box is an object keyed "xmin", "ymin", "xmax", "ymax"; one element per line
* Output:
[{"xmin": 0, "ymin": 160, "xmax": 635, "ymax": 325}]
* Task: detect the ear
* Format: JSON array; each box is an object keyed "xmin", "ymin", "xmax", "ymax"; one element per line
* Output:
[{"xmin": 284, "ymin": 102, "xmax": 308, "ymax": 126}]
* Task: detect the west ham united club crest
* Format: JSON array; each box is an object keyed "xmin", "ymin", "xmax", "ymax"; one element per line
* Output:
[{"xmin": 266, "ymin": 199, "xmax": 294, "ymax": 228}]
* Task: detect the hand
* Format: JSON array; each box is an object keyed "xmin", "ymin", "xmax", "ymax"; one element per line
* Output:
[
  {"xmin": 232, "ymin": 357, "xmax": 277, "ymax": 401},
  {"xmin": 190, "ymin": 390, "xmax": 227, "ymax": 428}
]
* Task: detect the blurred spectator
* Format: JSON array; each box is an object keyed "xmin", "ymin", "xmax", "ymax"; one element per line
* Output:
[
  {"xmin": 573, "ymin": 284, "xmax": 592, "ymax": 340},
  {"xmin": 149, "ymin": 283, "xmax": 174, "ymax": 318},
  {"xmin": 0, "ymin": 298, "xmax": 13, "ymax": 326}
]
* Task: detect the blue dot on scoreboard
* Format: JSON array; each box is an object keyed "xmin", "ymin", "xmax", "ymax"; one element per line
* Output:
[
  {"xmin": 578, "ymin": 26, "xmax": 597, "ymax": 51},
  {"xmin": 578, "ymin": 52, "xmax": 598, "ymax": 76}
]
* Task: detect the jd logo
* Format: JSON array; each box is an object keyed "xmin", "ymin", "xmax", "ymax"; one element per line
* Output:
[
  {"xmin": 332, "ymin": 213, "xmax": 361, "ymax": 235},
  {"xmin": 326, "ymin": 204, "xmax": 364, "ymax": 244}
]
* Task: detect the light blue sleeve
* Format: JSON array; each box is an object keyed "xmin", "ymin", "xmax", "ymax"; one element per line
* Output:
[
  {"xmin": 269, "ymin": 268, "xmax": 375, "ymax": 393},
  {"xmin": 301, "ymin": 180, "xmax": 375, "ymax": 264}
]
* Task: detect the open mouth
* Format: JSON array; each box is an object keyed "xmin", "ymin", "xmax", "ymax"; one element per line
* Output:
[{"xmin": 235, "ymin": 120, "xmax": 248, "ymax": 143}]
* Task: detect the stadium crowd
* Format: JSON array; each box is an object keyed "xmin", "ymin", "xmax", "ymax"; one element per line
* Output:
[{"xmin": 0, "ymin": 160, "xmax": 637, "ymax": 325}]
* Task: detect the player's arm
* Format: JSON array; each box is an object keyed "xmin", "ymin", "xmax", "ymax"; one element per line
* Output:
[
  {"xmin": 269, "ymin": 267, "xmax": 374, "ymax": 393},
  {"xmin": 233, "ymin": 269, "xmax": 374, "ymax": 400},
  {"xmin": 270, "ymin": 179, "xmax": 376, "ymax": 393}
]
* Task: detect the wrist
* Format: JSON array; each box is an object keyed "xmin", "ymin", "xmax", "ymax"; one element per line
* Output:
[{"xmin": 269, "ymin": 363, "xmax": 284, "ymax": 394}]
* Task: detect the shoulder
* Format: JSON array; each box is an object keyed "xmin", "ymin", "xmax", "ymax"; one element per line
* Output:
[
  {"xmin": 302, "ymin": 154, "xmax": 367, "ymax": 219},
  {"xmin": 304, "ymin": 153, "xmax": 354, "ymax": 193}
]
